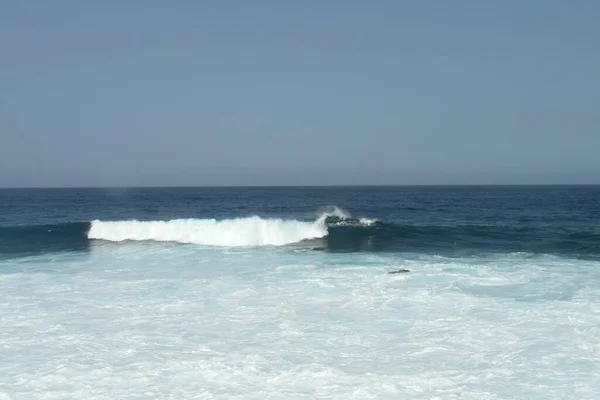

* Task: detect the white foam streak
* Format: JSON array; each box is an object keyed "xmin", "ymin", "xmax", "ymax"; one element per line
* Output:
[
  {"xmin": 88, "ymin": 217, "xmax": 327, "ymax": 246},
  {"xmin": 359, "ymin": 218, "xmax": 377, "ymax": 225},
  {"xmin": 88, "ymin": 208, "xmax": 376, "ymax": 247}
]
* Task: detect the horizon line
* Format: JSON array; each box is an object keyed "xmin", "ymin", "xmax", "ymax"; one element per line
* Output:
[{"xmin": 1, "ymin": 183, "xmax": 599, "ymax": 190}]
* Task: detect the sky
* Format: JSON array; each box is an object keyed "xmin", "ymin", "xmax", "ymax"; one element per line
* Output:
[{"xmin": 1, "ymin": 0, "xmax": 599, "ymax": 187}]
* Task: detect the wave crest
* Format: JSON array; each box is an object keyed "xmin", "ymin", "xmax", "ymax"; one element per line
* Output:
[{"xmin": 88, "ymin": 209, "xmax": 357, "ymax": 247}]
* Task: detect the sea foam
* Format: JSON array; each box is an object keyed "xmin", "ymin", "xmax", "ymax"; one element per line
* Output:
[{"xmin": 88, "ymin": 208, "xmax": 350, "ymax": 246}]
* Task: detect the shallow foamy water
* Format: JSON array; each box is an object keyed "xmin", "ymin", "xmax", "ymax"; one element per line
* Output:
[{"xmin": 1, "ymin": 244, "xmax": 599, "ymax": 399}]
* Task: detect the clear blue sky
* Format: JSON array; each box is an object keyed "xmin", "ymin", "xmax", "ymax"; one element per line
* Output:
[{"xmin": 1, "ymin": 1, "xmax": 599, "ymax": 187}]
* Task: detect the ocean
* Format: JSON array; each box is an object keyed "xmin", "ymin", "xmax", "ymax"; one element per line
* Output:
[{"xmin": 1, "ymin": 186, "xmax": 599, "ymax": 399}]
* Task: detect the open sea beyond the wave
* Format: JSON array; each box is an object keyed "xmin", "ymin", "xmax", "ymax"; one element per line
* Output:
[{"xmin": 1, "ymin": 186, "xmax": 599, "ymax": 399}]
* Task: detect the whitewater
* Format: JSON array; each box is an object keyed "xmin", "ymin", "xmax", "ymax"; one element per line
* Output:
[
  {"xmin": 87, "ymin": 208, "xmax": 375, "ymax": 247},
  {"xmin": 2, "ymin": 246, "xmax": 599, "ymax": 399}
]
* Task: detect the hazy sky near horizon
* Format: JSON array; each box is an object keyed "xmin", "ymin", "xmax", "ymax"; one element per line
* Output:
[{"xmin": 1, "ymin": 1, "xmax": 599, "ymax": 187}]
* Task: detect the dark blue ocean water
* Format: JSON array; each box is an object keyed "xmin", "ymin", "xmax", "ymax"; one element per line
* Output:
[{"xmin": 1, "ymin": 186, "xmax": 599, "ymax": 259}]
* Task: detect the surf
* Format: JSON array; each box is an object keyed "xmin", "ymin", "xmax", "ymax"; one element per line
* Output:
[{"xmin": 87, "ymin": 208, "xmax": 357, "ymax": 247}]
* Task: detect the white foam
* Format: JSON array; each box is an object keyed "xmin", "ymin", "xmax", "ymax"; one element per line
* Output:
[
  {"xmin": 1, "ymin": 250, "xmax": 598, "ymax": 399},
  {"xmin": 359, "ymin": 218, "xmax": 378, "ymax": 225},
  {"xmin": 88, "ymin": 217, "xmax": 325, "ymax": 246},
  {"xmin": 88, "ymin": 208, "xmax": 352, "ymax": 247}
]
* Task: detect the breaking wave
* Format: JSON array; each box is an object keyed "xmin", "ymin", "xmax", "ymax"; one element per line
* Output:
[
  {"xmin": 2, "ymin": 206, "xmax": 598, "ymax": 259},
  {"xmin": 87, "ymin": 208, "xmax": 360, "ymax": 247}
]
